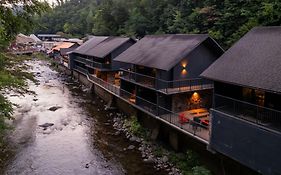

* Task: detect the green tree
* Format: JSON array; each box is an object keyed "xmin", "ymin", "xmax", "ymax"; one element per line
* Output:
[
  {"xmin": 0, "ymin": 0, "xmax": 48, "ymax": 48},
  {"xmin": 33, "ymin": 0, "xmax": 281, "ymax": 48}
]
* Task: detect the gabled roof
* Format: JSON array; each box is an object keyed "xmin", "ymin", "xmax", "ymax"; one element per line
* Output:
[
  {"xmin": 29, "ymin": 34, "xmax": 42, "ymax": 43},
  {"xmin": 16, "ymin": 33, "xmax": 36, "ymax": 44},
  {"xmin": 114, "ymin": 34, "xmax": 223, "ymax": 71},
  {"xmin": 72, "ymin": 36, "xmax": 108, "ymax": 55},
  {"xmin": 60, "ymin": 45, "xmax": 79, "ymax": 56},
  {"xmin": 52, "ymin": 42, "xmax": 76, "ymax": 51},
  {"xmin": 201, "ymin": 26, "xmax": 281, "ymax": 93},
  {"xmin": 72, "ymin": 36, "xmax": 134, "ymax": 58},
  {"xmin": 37, "ymin": 34, "xmax": 61, "ymax": 37}
]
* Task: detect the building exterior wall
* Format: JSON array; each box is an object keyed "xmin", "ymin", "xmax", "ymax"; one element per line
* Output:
[
  {"xmin": 69, "ymin": 53, "xmax": 77, "ymax": 69},
  {"xmin": 210, "ymin": 109, "xmax": 281, "ymax": 175},
  {"xmin": 171, "ymin": 90, "xmax": 212, "ymax": 112},
  {"xmin": 107, "ymin": 72, "xmax": 115, "ymax": 84},
  {"xmin": 173, "ymin": 43, "xmax": 219, "ymax": 80},
  {"xmin": 111, "ymin": 40, "xmax": 135, "ymax": 70}
]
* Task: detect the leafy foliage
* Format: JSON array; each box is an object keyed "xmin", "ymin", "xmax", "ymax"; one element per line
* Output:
[
  {"xmin": 0, "ymin": 0, "xmax": 47, "ymax": 136},
  {"xmin": 34, "ymin": 0, "xmax": 281, "ymax": 48},
  {"xmin": 0, "ymin": 0, "xmax": 49, "ymax": 49},
  {"xmin": 0, "ymin": 53, "xmax": 36, "ymax": 135},
  {"xmin": 124, "ymin": 116, "xmax": 147, "ymax": 137},
  {"xmin": 169, "ymin": 150, "xmax": 211, "ymax": 175}
]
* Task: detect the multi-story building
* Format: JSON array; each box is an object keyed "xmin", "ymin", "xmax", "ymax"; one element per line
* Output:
[
  {"xmin": 69, "ymin": 36, "xmax": 136, "ymax": 86},
  {"xmin": 201, "ymin": 26, "xmax": 281, "ymax": 174},
  {"xmin": 115, "ymin": 34, "xmax": 224, "ymax": 142}
]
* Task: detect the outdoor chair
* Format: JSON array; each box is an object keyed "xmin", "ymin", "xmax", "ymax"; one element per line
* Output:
[{"xmin": 179, "ymin": 113, "xmax": 189, "ymax": 124}]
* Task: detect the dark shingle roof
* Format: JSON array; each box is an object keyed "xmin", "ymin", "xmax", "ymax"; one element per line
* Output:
[
  {"xmin": 114, "ymin": 34, "xmax": 222, "ymax": 71},
  {"xmin": 73, "ymin": 36, "xmax": 133, "ymax": 58},
  {"xmin": 73, "ymin": 36, "xmax": 108, "ymax": 55},
  {"xmin": 201, "ymin": 26, "xmax": 281, "ymax": 93},
  {"xmin": 60, "ymin": 44, "xmax": 79, "ymax": 56}
]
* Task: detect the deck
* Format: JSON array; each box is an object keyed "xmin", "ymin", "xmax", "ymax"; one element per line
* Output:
[
  {"xmin": 121, "ymin": 69, "xmax": 213, "ymax": 94},
  {"xmin": 75, "ymin": 70, "xmax": 210, "ymax": 144},
  {"xmin": 161, "ymin": 108, "xmax": 210, "ymax": 141}
]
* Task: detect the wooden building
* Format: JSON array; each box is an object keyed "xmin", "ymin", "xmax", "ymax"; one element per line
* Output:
[
  {"xmin": 51, "ymin": 42, "xmax": 80, "ymax": 66},
  {"xmin": 201, "ymin": 26, "xmax": 281, "ymax": 175},
  {"xmin": 115, "ymin": 34, "xmax": 224, "ymax": 140},
  {"xmin": 69, "ymin": 36, "xmax": 136, "ymax": 86}
]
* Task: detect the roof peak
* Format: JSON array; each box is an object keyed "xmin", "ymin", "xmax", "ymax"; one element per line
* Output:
[{"xmin": 145, "ymin": 34, "xmax": 209, "ymax": 38}]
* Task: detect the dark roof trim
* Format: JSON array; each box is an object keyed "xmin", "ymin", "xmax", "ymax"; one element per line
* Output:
[
  {"xmin": 169, "ymin": 37, "xmax": 224, "ymax": 71},
  {"xmin": 202, "ymin": 75, "xmax": 281, "ymax": 95},
  {"xmin": 83, "ymin": 37, "xmax": 135, "ymax": 58},
  {"xmin": 73, "ymin": 36, "xmax": 135, "ymax": 58},
  {"xmin": 114, "ymin": 34, "xmax": 224, "ymax": 71},
  {"xmin": 201, "ymin": 26, "xmax": 281, "ymax": 93}
]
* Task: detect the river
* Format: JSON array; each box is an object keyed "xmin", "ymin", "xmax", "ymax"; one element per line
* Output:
[{"xmin": 2, "ymin": 60, "xmax": 167, "ymax": 175}]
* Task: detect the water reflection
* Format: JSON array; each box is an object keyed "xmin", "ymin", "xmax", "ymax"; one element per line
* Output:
[{"xmin": 4, "ymin": 60, "xmax": 167, "ymax": 175}]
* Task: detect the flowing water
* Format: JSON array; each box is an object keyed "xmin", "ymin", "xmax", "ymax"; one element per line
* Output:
[{"xmin": 2, "ymin": 60, "xmax": 167, "ymax": 175}]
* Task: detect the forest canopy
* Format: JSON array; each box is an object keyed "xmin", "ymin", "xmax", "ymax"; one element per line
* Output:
[
  {"xmin": 0, "ymin": 0, "xmax": 48, "ymax": 48},
  {"xmin": 34, "ymin": 0, "xmax": 281, "ymax": 48}
]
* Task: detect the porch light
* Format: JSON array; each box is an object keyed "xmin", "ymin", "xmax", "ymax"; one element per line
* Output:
[
  {"xmin": 191, "ymin": 92, "xmax": 200, "ymax": 103},
  {"xmin": 181, "ymin": 69, "xmax": 187, "ymax": 75},
  {"xmin": 181, "ymin": 61, "xmax": 188, "ymax": 75}
]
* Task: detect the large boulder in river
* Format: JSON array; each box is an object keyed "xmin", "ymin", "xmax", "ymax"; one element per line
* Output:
[
  {"xmin": 48, "ymin": 106, "xmax": 62, "ymax": 111},
  {"xmin": 38, "ymin": 123, "xmax": 54, "ymax": 130}
]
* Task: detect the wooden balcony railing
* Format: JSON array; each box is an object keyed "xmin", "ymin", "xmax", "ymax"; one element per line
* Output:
[
  {"xmin": 214, "ymin": 94, "xmax": 281, "ymax": 132},
  {"xmin": 120, "ymin": 69, "xmax": 213, "ymax": 94},
  {"xmin": 119, "ymin": 89, "xmax": 210, "ymax": 142},
  {"xmin": 73, "ymin": 65, "xmax": 88, "ymax": 75},
  {"xmin": 74, "ymin": 56, "xmax": 111, "ymax": 69},
  {"xmin": 74, "ymin": 70, "xmax": 210, "ymax": 143}
]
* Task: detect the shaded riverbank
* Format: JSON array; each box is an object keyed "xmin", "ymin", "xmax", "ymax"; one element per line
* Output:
[{"xmin": 1, "ymin": 60, "xmax": 168, "ymax": 175}]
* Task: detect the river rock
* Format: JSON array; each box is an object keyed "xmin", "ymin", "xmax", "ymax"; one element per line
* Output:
[
  {"xmin": 114, "ymin": 131, "xmax": 121, "ymax": 136},
  {"xmin": 39, "ymin": 123, "xmax": 54, "ymax": 130},
  {"xmin": 82, "ymin": 88, "xmax": 90, "ymax": 92},
  {"xmin": 129, "ymin": 136, "xmax": 138, "ymax": 142},
  {"xmin": 144, "ymin": 155, "xmax": 154, "ymax": 163},
  {"xmin": 48, "ymin": 106, "xmax": 62, "ymax": 111},
  {"xmin": 127, "ymin": 145, "xmax": 135, "ymax": 150},
  {"xmin": 162, "ymin": 156, "xmax": 168, "ymax": 163},
  {"xmin": 18, "ymin": 105, "xmax": 32, "ymax": 113}
]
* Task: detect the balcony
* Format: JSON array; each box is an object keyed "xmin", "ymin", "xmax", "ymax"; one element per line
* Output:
[
  {"xmin": 120, "ymin": 89, "xmax": 210, "ymax": 142},
  {"xmin": 87, "ymin": 74, "xmax": 120, "ymax": 95},
  {"xmin": 86, "ymin": 61, "xmax": 111, "ymax": 70},
  {"xmin": 73, "ymin": 65, "xmax": 88, "ymax": 75},
  {"xmin": 74, "ymin": 56, "xmax": 88, "ymax": 64},
  {"xmin": 72, "ymin": 70, "xmax": 210, "ymax": 143},
  {"xmin": 214, "ymin": 94, "xmax": 281, "ymax": 132},
  {"xmin": 121, "ymin": 69, "xmax": 213, "ymax": 94},
  {"xmin": 74, "ymin": 56, "xmax": 111, "ymax": 70}
]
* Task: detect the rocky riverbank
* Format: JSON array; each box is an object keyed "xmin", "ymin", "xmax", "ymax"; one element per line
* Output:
[
  {"xmin": 111, "ymin": 113, "xmax": 182, "ymax": 175},
  {"xmin": 50, "ymin": 59, "xmax": 211, "ymax": 175}
]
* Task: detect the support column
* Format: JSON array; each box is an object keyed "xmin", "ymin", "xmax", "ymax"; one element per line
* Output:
[{"xmin": 169, "ymin": 130, "xmax": 179, "ymax": 151}]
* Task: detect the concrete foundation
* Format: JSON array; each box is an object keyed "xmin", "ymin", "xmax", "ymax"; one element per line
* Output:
[
  {"xmin": 116, "ymin": 98, "xmax": 137, "ymax": 116},
  {"xmin": 94, "ymin": 84, "xmax": 113, "ymax": 102},
  {"xmin": 58, "ymin": 65, "xmax": 72, "ymax": 75},
  {"xmin": 169, "ymin": 130, "xmax": 179, "ymax": 151}
]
